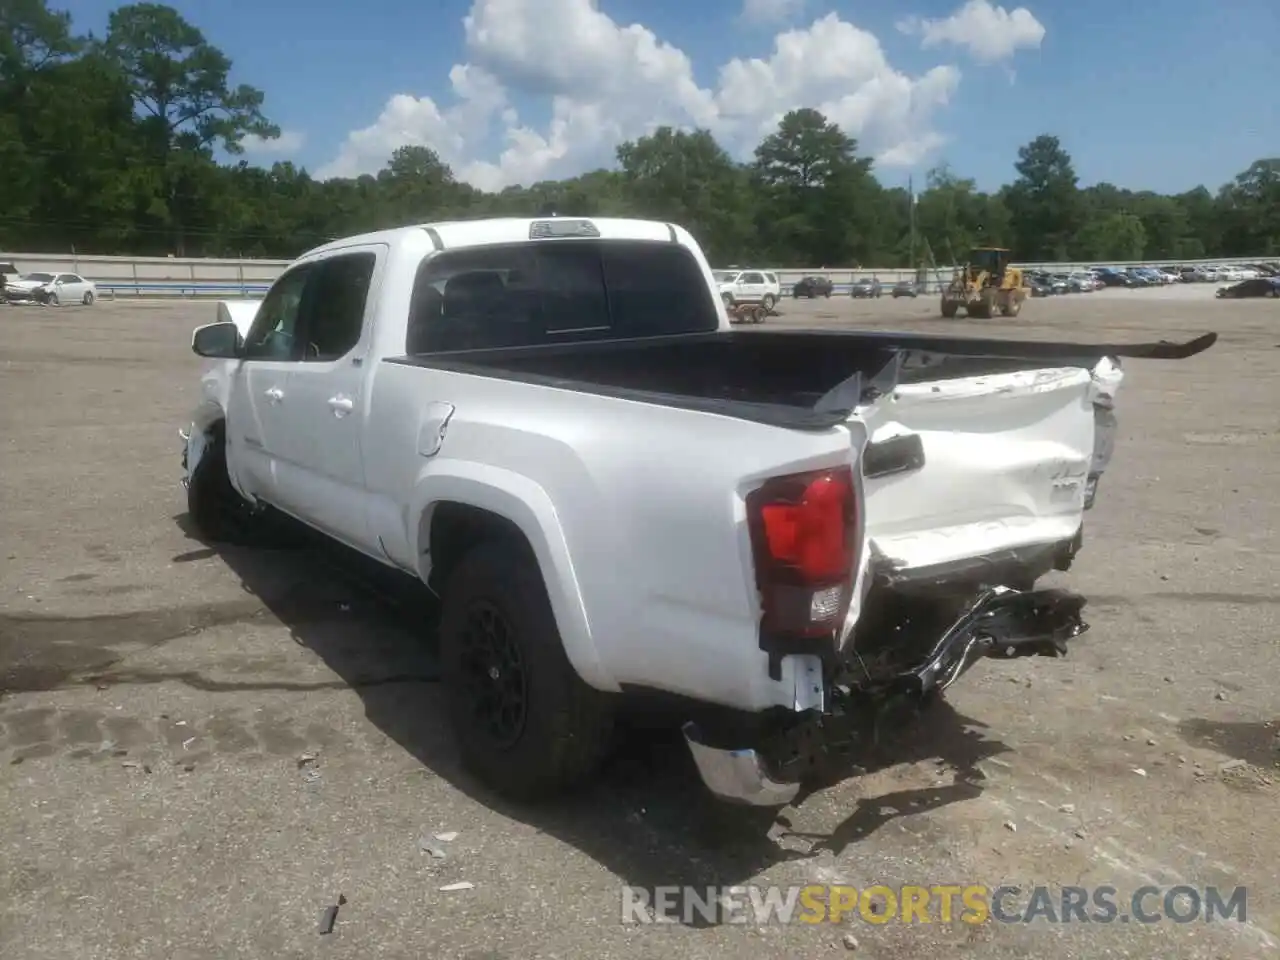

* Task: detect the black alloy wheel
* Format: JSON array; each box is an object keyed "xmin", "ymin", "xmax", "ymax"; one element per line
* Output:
[{"xmin": 457, "ymin": 599, "xmax": 529, "ymax": 748}]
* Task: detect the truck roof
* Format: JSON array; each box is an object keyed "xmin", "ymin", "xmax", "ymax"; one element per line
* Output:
[{"xmin": 299, "ymin": 216, "xmax": 687, "ymax": 260}]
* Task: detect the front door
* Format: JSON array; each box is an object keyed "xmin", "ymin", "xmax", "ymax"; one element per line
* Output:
[
  {"xmin": 224, "ymin": 264, "xmax": 314, "ymax": 507},
  {"xmin": 272, "ymin": 248, "xmax": 383, "ymax": 551},
  {"xmin": 54, "ymin": 274, "xmax": 88, "ymax": 303}
]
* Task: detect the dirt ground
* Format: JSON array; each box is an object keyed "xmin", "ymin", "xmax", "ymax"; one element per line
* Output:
[{"xmin": 1, "ymin": 286, "xmax": 1277, "ymax": 959}]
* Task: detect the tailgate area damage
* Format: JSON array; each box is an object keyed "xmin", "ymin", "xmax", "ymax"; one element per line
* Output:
[
  {"xmin": 681, "ymin": 334, "xmax": 1219, "ymax": 807},
  {"xmin": 684, "ymin": 583, "xmax": 1089, "ymax": 806}
]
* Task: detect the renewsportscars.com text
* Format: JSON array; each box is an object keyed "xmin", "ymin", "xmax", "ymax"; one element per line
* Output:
[{"xmin": 621, "ymin": 884, "xmax": 1248, "ymax": 926}]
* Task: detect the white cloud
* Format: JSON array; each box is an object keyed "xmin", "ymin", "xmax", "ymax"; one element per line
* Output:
[
  {"xmin": 739, "ymin": 0, "xmax": 805, "ymax": 26},
  {"xmin": 241, "ymin": 129, "xmax": 306, "ymax": 156},
  {"xmin": 318, "ymin": 0, "xmax": 967, "ymax": 189},
  {"xmin": 897, "ymin": 0, "xmax": 1045, "ymax": 64},
  {"xmin": 316, "ymin": 65, "xmax": 506, "ymax": 184}
]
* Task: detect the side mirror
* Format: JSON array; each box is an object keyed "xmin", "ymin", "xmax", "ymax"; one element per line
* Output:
[{"xmin": 192, "ymin": 321, "xmax": 242, "ymax": 359}]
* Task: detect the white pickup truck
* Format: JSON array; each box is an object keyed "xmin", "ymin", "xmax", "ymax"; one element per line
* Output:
[{"xmin": 181, "ymin": 216, "xmax": 1215, "ymax": 806}]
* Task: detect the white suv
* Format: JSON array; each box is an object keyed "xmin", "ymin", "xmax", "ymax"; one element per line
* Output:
[{"xmin": 714, "ymin": 269, "xmax": 781, "ymax": 311}]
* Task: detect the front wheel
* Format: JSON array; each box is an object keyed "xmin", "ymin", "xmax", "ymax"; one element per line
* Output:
[
  {"xmin": 46, "ymin": 291, "xmax": 58, "ymax": 306},
  {"xmin": 439, "ymin": 541, "xmax": 614, "ymax": 801},
  {"xmin": 82, "ymin": 291, "xmax": 95, "ymax": 305},
  {"xmin": 762, "ymin": 294, "xmax": 776, "ymax": 312},
  {"xmin": 187, "ymin": 425, "xmax": 260, "ymax": 543}
]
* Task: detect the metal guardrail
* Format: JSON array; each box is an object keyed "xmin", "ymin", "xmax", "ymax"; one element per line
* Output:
[
  {"xmin": 3, "ymin": 247, "xmax": 1272, "ymax": 302},
  {"xmin": 95, "ymin": 281, "xmax": 273, "ymax": 299}
]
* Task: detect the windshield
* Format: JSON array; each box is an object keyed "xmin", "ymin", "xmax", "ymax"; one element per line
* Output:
[
  {"xmin": 712, "ymin": 271, "xmax": 735, "ymax": 282},
  {"xmin": 24, "ymin": 273, "xmax": 53, "ymax": 282}
]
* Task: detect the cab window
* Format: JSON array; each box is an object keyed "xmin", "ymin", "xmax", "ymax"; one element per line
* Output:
[
  {"xmin": 405, "ymin": 240, "xmax": 719, "ymax": 353},
  {"xmin": 297, "ymin": 253, "xmax": 376, "ymax": 362},
  {"xmin": 242, "ymin": 265, "xmax": 313, "ymax": 360}
]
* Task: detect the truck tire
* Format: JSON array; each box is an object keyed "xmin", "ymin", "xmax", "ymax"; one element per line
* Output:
[
  {"xmin": 186, "ymin": 424, "xmax": 270, "ymax": 545},
  {"xmin": 439, "ymin": 540, "xmax": 613, "ymax": 801}
]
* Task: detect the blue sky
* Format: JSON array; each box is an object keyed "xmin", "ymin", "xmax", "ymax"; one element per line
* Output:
[{"xmin": 63, "ymin": 0, "xmax": 1279, "ymax": 194}]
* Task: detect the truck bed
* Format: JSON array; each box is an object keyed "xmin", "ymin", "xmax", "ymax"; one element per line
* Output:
[{"xmin": 386, "ymin": 329, "xmax": 1216, "ymax": 429}]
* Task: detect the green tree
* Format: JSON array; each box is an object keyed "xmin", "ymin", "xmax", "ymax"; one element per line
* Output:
[
  {"xmin": 1, "ymin": 2, "xmax": 1277, "ymax": 265},
  {"xmin": 1004, "ymin": 134, "xmax": 1082, "ymax": 261},
  {"xmin": 1218, "ymin": 159, "xmax": 1280, "ymax": 256},
  {"xmin": 1074, "ymin": 212, "xmax": 1147, "ymax": 261},
  {"xmin": 101, "ymin": 2, "xmax": 277, "ymax": 252},
  {"xmin": 375, "ymin": 145, "xmax": 463, "ymax": 225},
  {"xmin": 0, "ymin": 0, "xmax": 84, "ymax": 246},
  {"xmin": 751, "ymin": 108, "xmax": 877, "ymax": 266},
  {"xmin": 616, "ymin": 127, "xmax": 751, "ymax": 262}
]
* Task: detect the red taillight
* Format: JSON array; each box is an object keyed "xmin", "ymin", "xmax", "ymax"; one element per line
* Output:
[{"xmin": 746, "ymin": 466, "xmax": 858, "ymax": 639}]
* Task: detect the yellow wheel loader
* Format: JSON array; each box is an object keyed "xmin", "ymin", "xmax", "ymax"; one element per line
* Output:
[{"xmin": 940, "ymin": 247, "xmax": 1030, "ymax": 319}]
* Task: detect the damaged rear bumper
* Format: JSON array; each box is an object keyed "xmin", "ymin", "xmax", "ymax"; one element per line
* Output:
[
  {"xmin": 683, "ymin": 722, "xmax": 804, "ymax": 807},
  {"xmin": 682, "ymin": 585, "xmax": 1088, "ymax": 806}
]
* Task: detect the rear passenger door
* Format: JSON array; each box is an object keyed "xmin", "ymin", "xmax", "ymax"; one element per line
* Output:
[
  {"xmin": 739, "ymin": 271, "xmax": 766, "ymax": 302},
  {"xmin": 273, "ymin": 246, "xmax": 384, "ymax": 550}
]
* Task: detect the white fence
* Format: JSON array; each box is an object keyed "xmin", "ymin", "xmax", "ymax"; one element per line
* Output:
[
  {"xmin": 2, "ymin": 249, "xmax": 1272, "ymax": 299},
  {"xmin": 0, "ymin": 251, "xmax": 288, "ymax": 299}
]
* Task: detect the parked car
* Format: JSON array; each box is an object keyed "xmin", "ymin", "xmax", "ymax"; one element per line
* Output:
[
  {"xmin": 1028, "ymin": 277, "xmax": 1054, "ymax": 297},
  {"xmin": 1094, "ymin": 269, "xmax": 1133, "ymax": 288},
  {"xmin": 180, "ymin": 215, "xmax": 1215, "ymax": 807},
  {"xmin": 792, "ymin": 276, "xmax": 834, "ymax": 299},
  {"xmin": 1216, "ymin": 277, "xmax": 1280, "ymax": 299},
  {"xmin": 890, "ymin": 280, "xmax": 918, "ymax": 298},
  {"xmin": 4, "ymin": 271, "xmax": 97, "ymax": 305},
  {"xmin": 715, "ymin": 269, "xmax": 781, "ymax": 311},
  {"xmin": 1033, "ymin": 273, "xmax": 1069, "ymax": 294},
  {"xmin": 850, "ymin": 277, "xmax": 883, "ymax": 298}
]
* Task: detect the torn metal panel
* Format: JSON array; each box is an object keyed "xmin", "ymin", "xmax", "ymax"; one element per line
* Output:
[{"xmin": 855, "ymin": 364, "xmax": 1097, "ymax": 573}]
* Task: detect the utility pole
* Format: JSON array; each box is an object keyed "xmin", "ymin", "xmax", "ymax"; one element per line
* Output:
[{"xmin": 908, "ymin": 174, "xmax": 917, "ymax": 276}]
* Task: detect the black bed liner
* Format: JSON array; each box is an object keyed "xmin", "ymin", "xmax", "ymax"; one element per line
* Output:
[{"xmin": 384, "ymin": 329, "xmax": 1217, "ymax": 432}]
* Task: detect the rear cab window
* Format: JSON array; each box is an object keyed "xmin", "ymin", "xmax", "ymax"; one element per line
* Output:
[{"xmin": 405, "ymin": 240, "xmax": 719, "ymax": 354}]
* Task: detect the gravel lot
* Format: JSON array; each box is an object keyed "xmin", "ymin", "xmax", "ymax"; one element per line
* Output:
[{"xmin": 1, "ymin": 286, "xmax": 1277, "ymax": 959}]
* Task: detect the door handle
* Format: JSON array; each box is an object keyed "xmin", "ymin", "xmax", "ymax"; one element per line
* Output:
[
  {"xmin": 263, "ymin": 387, "xmax": 284, "ymax": 403},
  {"xmin": 327, "ymin": 395, "xmax": 354, "ymax": 416}
]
